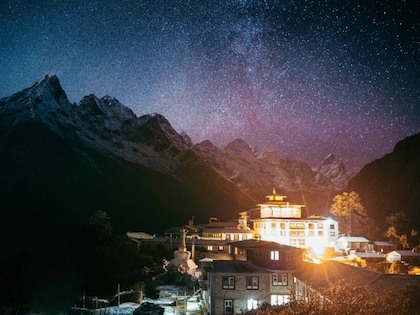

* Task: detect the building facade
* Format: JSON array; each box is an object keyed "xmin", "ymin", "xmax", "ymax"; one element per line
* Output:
[
  {"xmin": 206, "ymin": 261, "xmax": 272, "ymax": 315},
  {"xmin": 241, "ymin": 189, "xmax": 339, "ymax": 251},
  {"xmin": 203, "ymin": 240, "xmax": 303, "ymax": 315}
]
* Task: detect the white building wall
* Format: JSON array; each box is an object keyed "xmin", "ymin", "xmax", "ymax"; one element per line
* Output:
[{"xmin": 254, "ymin": 217, "xmax": 338, "ymax": 249}]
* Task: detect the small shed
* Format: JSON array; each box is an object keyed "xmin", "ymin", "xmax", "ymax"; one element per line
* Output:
[
  {"xmin": 386, "ymin": 250, "xmax": 420, "ymax": 266},
  {"xmin": 373, "ymin": 241, "xmax": 397, "ymax": 253},
  {"xmin": 335, "ymin": 236, "xmax": 370, "ymax": 254}
]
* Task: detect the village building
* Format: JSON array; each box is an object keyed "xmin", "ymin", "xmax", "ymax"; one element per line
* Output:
[
  {"xmin": 386, "ymin": 250, "xmax": 420, "ymax": 266},
  {"xmin": 240, "ymin": 189, "xmax": 338, "ymax": 251},
  {"xmin": 373, "ymin": 240, "xmax": 397, "ymax": 253},
  {"xmin": 201, "ymin": 240, "xmax": 303, "ymax": 314},
  {"xmin": 200, "ymin": 220, "xmax": 253, "ymax": 243},
  {"xmin": 334, "ymin": 236, "xmax": 370, "ymax": 254},
  {"xmin": 205, "ymin": 260, "xmax": 272, "ymax": 314}
]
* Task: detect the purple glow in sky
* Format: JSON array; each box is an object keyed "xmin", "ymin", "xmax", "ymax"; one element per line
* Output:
[{"xmin": 1, "ymin": 0, "xmax": 419, "ymax": 170}]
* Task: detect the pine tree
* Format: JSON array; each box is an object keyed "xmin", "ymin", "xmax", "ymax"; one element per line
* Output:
[{"xmin": 330, "ymin": 191, "xmax": 366, "ymax": 235}]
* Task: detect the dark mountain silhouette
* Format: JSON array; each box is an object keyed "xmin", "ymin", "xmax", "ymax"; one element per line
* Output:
[
  {"xmin": 2, "ymin": 75, "xmax": 416, "ymax": 311},
  {"xmin": 0, "ymin": 75, "xmax": 257, "ymax": 236},
  {"xmin": 346, "ymin": 133, "xmax": 420, "ymax": 233},
  {"xmin": 0, "ymin": 76, "xmax": 258, "ymax": 310}
]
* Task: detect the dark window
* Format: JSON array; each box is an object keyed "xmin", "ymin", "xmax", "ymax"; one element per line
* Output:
[
  {"xmin": 273, "ymin": 273, "xmax": 288, "ymax": 285},
  {"xmin": 246, "ymin": 276, "xmax": 259, "ymax": 290},
  {"xmin": 222, "ymin": 276, "xmax": 235, "ymax": 290},
  {"xmin": 224, "ymin": 299, "xmax": 233, "ymax": 315}
]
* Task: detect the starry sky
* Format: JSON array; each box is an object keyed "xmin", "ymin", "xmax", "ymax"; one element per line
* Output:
[{"xmin": 1, "ymin": 0, "xmax": 419, "ymax": 171}]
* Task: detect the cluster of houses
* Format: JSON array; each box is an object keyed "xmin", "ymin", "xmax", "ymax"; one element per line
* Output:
[{"xmin": 128, "ymin": 189, "xmax": 420, "ymax": 315}]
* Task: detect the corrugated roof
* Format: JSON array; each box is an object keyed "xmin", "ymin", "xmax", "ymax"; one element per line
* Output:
[
  {"xmin": 205, "ymin": 221, "xmax": 239, "ymax": 228},
  {"xmin": 352, "ymin": 252, "xmax": 386, "ymax": 259},
  {"xmin": 294, "ymin": 261, "xmax": 420, "ymax": 291},
  {"xmin": 373, "ymin": 241, "xmax": 395, "ymax": 246},
  {"xmin": 390, "ymin": 250, "xmax": 420, "ymax": 257},
  {"xmin": 337, "ymin": 236, "xmax": 370, "ymax": 242},
  {"xmin": 208, "ymin": 260, "xmax": 272, "ymax": 274},
  {"xmin": 229, "ymin": 239, "xmax": 302, "ymax": 251},
  {"xmin": 202, "ymin": 228, "xmax": 251, "ymax": 233},
  {"xmin": 126, "ymin": 232, "xmax": 154, "ymax": 239}
]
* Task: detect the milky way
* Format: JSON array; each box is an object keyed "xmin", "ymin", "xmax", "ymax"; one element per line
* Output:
[{"xmin": 1, "ymin": 0, "xmax": 419, "ymax": 170}]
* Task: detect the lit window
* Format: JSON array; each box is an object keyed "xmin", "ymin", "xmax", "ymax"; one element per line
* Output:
[
  {"xmin": 271, "ymin": 294, "xmax": 290, "ymax": 306},
  {"xmin": 272, "ymin": 273, "xmax": 287, "ymax": 286},
  {"xmin": 270, "ymin": 250, "xmax": 279, "ymax": 260},
  {"xmin": 290, "ymin": 223, "xmax": 305, "ymax": 229},
  {"xmin": 246, "ymin": 276, "xmax": 259, "ymax": 290},
  {"xmin": 318, "ymin": 231, "xmax": 324, "ymax": 236},
  {"xmin": 318, "ymin": 223, "xmax": 323, "ymax": 229},
  {"xmin": 207, "ymin": 245, "xmax": 213, "ymax": 251},
  {"xmin": 280, "ymin": 223, "xmax": 286, "ymax": 229},
  {"xmin": 330, "ymin": 232, "xmax": 336, "ymax": 236},
  {"xmin": 219, "ymin": 246, "xmax": 224, "ymax": 251},
  {"xmin": 308, "ymin": 231, "xmax": 315, "ymax": 236},
  {"xmin": 222, "ymin": 276, "xmax": 235, "ymax": 290},
  {"xmin": 308, "ymin": 223, "xmax": 314, "ymax": 229},
  {"xmin": 247, "ymin": 299, "xmax": 258, "ymax": 310}
]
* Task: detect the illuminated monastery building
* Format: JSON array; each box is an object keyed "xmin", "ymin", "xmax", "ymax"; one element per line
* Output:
[{"xmin": 239, "ymin": 189, "xmax": 339, "ymax": 251}]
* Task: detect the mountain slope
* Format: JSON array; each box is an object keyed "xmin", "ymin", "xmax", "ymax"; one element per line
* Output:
[
  {"xmin": 346, "ymin": 133, "xmax": 420, "ymax": 232},
  {"xmin": 315, "ymin": 153, "xmax": 350, "ymax": 190},
  {"xmin": 0, "ymin": 75, "xmax": 257, "ymax": 234},
  {"xmin": 193, "ymin": 139, "xmax": 350, "ymax": 216},
  {"xmin": 0, "ymin": 75, "xmax": 261, "ymax": 310}
]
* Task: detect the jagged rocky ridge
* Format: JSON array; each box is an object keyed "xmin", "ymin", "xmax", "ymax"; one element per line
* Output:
[
  {"xmin": 193, "ymin": 139, "xmax": 350, "ymax": 194},
  {"xmin": 0, "ymin": 75, "xmax": 257, "ymax": 233},
  {"xmin": 192, "ymin": 139, "xmax": 350, "ymax": 215},
  {"xmin": 1, "ymin": 75, "xmax": 418, "ymax": 312},
  {"xmin": 0, "ymin": 75, "xmax": 352, "ymax": 230}
]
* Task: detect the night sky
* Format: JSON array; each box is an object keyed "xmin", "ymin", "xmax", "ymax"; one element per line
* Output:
[{"xmin": 1, "ymin": 0, "xmax": 419, "ymax": 170}]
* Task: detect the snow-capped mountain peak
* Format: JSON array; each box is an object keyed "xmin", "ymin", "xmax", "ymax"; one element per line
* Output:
[
  {"xmin": 315, "ymin": 153, "xmax": 349, "ymax": 190},
  {"xmin": 1, "ymin": 75, "xmax": 192, "ymax": 174},
  {"xmin": 224, "ymin": 139, "xmax": 256, "ymax": 159}
]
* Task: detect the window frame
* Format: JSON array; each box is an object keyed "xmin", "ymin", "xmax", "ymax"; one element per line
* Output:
[
  {"xmin": 270, "ymin": 250, "xmax": 280, "ymax": 260},
  {"xmin": 224, "ymin": 299, "xmax": 233, "ymax": 315},
  {"xmin": 246, "ymin": 276, "xmax": 259, "ymax": 290},
  {"xmin": 271, "ymin": 294, "xmax": 290, "ymax": 306},
  {"xmin": 272, "ymin": 273, "xmax": 288, "ymax": 286},
  {"xmin": 247, "ymin": 299, "xmax": 258, "ymax": 310},
  {"xmin": 222, "ymin": 276, "xmax": 235, "ymax": 290}
]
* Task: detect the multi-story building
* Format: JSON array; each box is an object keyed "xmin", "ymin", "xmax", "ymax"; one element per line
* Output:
[
  {"xmin": 240, "ymin": 189, "xmax": 339, "ymax": 251},
  {"xmin": 203, "ymin": 239, "xmax": 303, "ymax": 314},
  {"xmin": 200, "ymin": 220, "xmax": 253, "ymax": 242},
  {"xmin": 206, "ymin": 260, "xmax": 272, "ymax": 314}
]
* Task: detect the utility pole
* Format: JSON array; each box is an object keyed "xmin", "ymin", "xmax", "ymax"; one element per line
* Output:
[{"xmin": 117, "ymin": 284, "xmax": 120, "ymax": 306}]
